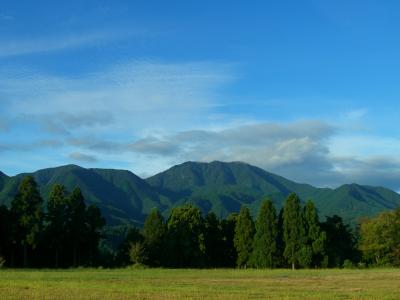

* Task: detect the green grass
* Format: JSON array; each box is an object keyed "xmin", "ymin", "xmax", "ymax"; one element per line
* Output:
[{"xmin": 0, "ymin": 268, "xmax": 399, "ymax": 299}]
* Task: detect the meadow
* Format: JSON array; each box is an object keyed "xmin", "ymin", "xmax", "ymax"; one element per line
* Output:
[{"xmin": 0, "ymin": 268, "xmax": 399, "ymax": 299}]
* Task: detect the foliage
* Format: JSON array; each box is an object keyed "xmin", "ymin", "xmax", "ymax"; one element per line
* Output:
[
  {"xmin": 116, "ymin": 226, "xmax": 143, "ymax": 266},
  {"xmin": 219, "ymin": 212, "xmax": 238, "ymax": 267},
  {"xmin": 250, "ymin": 199, "xmax": 278, "ymax": 268},
  {"xmin": 234, "ymin": 206, "xmax": 255, "ymax": 268},
  {"xmin": 204, "ymin": 212, "xmax": 225, "ymax": 267},
  {"xmin": 321, "ymin": 215, "xmax": 359, "ymax": 267},
  {"xmin": 143, "ymin": 208, "xmax": 166, "ymax": 267},
  {"xmin": 129, "ymin": 241, "xmax": 147, "ymax": 265},
  {"xmin": 166, "ymin": 205, "xmax": 205, "ymax": 267},
  {"xmin": 3, "ymin": 177, "xmax": 105, "ymax": 268},
  {"xmin": 359, "ymin": 209, "xmax": 400, "ymax": 266},
  {"xmin": 46, "ymin": 184, "xmax": 69, "ymax": 267},
  {"xmin": 10, "ymin": 176, "xmax": 43, "ymax": 267},
  {"xmin": 4, "ymin": 175, "xmax": 397, "ymax": 269},
  {"xmin": 283, "ymin": 193, "xmax": 304, "ymax": 269},
  {"xmin": 300, "ymin": 200, "xmax": 326, "ymax": 268}
]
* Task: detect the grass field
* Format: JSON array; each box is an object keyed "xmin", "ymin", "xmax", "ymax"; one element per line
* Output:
[{"xmin": 0, "ymin": 268, "xmax": 399, "ymax": 299}]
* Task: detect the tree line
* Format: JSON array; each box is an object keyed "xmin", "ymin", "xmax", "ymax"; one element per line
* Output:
[
  {"xmin": 0, "ymin": 176, "xmax": 105, "ymax": 268},
  {"xmin": 118, "ymin": 193, "xmax": 359, "ymax": 269},
  {"xmin": 0, "ymin": 176, "xmax": 399, "ymax": 268}
]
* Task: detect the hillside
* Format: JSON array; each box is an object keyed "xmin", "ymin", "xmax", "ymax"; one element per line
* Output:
[
  {"xmin": 146, "ymin": 161, "xmax": 400, "ymax": 222},
  {"xmin": 0, "ymin": 165, "xmax": 166, "ymax": 225},
  {"xmin": 1, "ymin": 161, "xmax": 400, "ymax": 225},
  {"xmin": 0, "ymin": 171, "xmax": 8, "ymax": 191}
]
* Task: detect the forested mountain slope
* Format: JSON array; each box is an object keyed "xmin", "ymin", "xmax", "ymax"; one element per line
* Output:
[{"xmin": 1, "ymin": 161, "xmax": 399, "ymax": 225}]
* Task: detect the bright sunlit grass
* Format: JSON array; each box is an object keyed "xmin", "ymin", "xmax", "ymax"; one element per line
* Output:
[{"xmin": 0, "ymin": 268, "xmax": 399, "ymax": 299}]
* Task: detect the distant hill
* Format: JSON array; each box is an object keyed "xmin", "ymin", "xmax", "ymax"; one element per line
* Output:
[
  {"xmin": 0, "ymin": 171, "xmax": 8, "ymax": 191},
  {"xmin": 0, "ymin": 165, "xmax": 166, "ymax": 225},
  {"xmin": 146, "ymin": 161, "xmax": 400, "ymax": 222},
  {"xmin": 1, "ymin": 161, "xmax": 399, "ymax": 225}
]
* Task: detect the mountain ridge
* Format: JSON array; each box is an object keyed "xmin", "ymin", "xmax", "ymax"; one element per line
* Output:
[{"xmin": 1, "ymin": 161, "xmax": 399, "ymax": 225}]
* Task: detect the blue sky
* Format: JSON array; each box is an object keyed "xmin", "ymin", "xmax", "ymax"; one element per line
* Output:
[{"xmin": 1, "ymin": 0, "xmax": 400, "ymax": 190}]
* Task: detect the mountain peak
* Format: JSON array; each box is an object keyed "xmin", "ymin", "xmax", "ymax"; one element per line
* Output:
[{"xmin": 1, "ymin": 161, "xmax": 400, "ymax": 225}]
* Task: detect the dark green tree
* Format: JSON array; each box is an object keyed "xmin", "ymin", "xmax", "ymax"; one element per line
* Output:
[
  {"xmin": 143, "ymin": 208, "xmax": 166, "ymax": 266},
  {"xmin": 0, "ymin": 205, "xmax": 13, "ymax": 266},
  {"xmin": 234, "ymin": 206, "xmax": 255, "ymax": 268},
  {"xmin": 283, "ymin": 193, "xmax": 304, "ymax": 270},
  {"xmin": 220, "ymin": 212, "xmax": 238, "ymax": 267},
  {"xmin": 276, "ymin": 208, "xmax": 285, "ymax": 267},
  {"xmin": 204, "ymin": 212, "xmax": 224, "ymax": 267},
  {"xmin": 11, "ymin": 176, "xmax": 43, "ymax": 267},
  {"xmin": 250, "ymin": 199, "xmax": 278, "ymax": 268},
  {"xmin": 321, "ymin": 215, "xmax": 358, "ymax": 267},
  {"xmin": 117, "ymin": 226, "xmax": 144, "ymax": 266},
  {"xmin": 166, "ymin": 205, "xmax": 205, "ymax": 267},
  {"xmin": 83, "ymin": 204, "xmax": 106, "ymax": 265},
  {"xmin": 68, "ymin": 188, "xmax": 87, "ymax": 266},
  {"xmin": 46, "ymin": 184, "xmax": 69, "ymax": 267},
  {"xmin": 299, "ymin": 200, "xmax": 326, "ymax": 268}
]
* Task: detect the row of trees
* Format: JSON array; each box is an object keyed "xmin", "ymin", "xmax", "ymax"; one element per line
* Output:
[
  {"xmin": 3, "ymin": 176, "xmax": 397, "ymax": 269},
  {"xmin": 118, "ymin": 194, "xmax": 359, "ymax": 269},
  {"xmin": 0, "ymin": 176, "xmax": 105, "ymax": 268}
]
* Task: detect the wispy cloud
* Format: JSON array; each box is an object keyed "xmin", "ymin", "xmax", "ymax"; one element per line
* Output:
[
  {"xmin": 0, "ymin": 60, "xmax": 234, "ymax": 174},
  {"xmin": 69, "ymin": 152, "xmax": 97, "ymax": 163},
  {"xmin": 2, "ymin": 61, "xmax": 233, "ymax": 133},
  {"xmin": 2, "ymin": 58, "xmax": 399, "ymax": 190},
  {"xmin": 0, "ymin": 13, "xmax": 14, "ymax": 21},
  {"xmin": 0, "ymin": 29, "xmax": 144, "ymax": 57},
  {"xmin": 343, "ymin": 108, "xmax": 368, "ymax": 120},
  {"xmin": 0, "ymin": 139, "xmax": 63, "ymax": 152}
]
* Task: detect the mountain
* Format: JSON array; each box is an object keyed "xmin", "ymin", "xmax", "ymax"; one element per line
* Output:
[
  {"xmin": 1, "ymin": 161, "xmax": 400, "ymax": 225},
  {"xmin": 0, "ymin": 165, "xmax": 167, "ymax": 225},
  {"xmin": 0, "ymin": 171, "xmax": 8, "ymax": 191},
  {"xmin": 146, "ymin": 161, "xmax": 400, "ymax": 223}
]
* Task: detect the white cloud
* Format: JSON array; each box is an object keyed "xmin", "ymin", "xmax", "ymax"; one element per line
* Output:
[
  {"xmin": 2, "ymin": 59, "xmax": 400, "ymax": 190},
  {"xmin": 2, "ymin": 61, "xmax": 233, "ymax": 136}
]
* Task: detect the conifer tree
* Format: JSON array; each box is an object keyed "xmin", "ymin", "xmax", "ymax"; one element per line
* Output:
[
  {"xmin": 299, "ymin": 200, "xmax": 326, "ymax": 268},
  {"xmin": 234, "ymin": 206, "xmax": 255, "ymax": 268},
  {"xmin": 84, "ymin": 204, "xmax": 106, "ymax": 265},
  {"xmin": 11, "ymin": 176, "xmax": 43, "ymax": 267},
  {"xmin": 283, "ymin": 193, "xmax": 304, "ymax": 270},
  {"xmin": 143, "ymin": 208, "xmax": 166, "ymax": 266},
  {"xmin": 250, "ymin": 199, "xmax": 278, "ymax": 268},
  {"xmin": 46, "ymin": 184, "xmax": 69, "ymax": 267},
  {"xmin": 321, "ymin": 215, "xmax": 358, "ymax": 267},
  {"xmin": 204, "ymin": 212, "xmax": 224, "ymax": 267},
  {"xmin": 276, "ymin": 208, "xmax": 285, "ymax": 267},
  {"xmin": 0, "ymin": 205, "xmax": 13, "ymax": 266},
  {"xmin": 220, "ymin": 212, "xmax": 238, "ymax": 267},
  {"xmin": 68, "ymin": 188, "xmax": 87, "ymax": 266}
]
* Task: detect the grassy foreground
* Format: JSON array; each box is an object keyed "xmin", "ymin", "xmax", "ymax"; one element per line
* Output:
[{"xmin": 0, "ymin": 268, "xmax": 399, "ymax": 299}]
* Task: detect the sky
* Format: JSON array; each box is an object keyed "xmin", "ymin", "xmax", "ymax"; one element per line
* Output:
[{"xmin": 1, "ymin": 0, "xmax": 400, "ymax": 190}]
